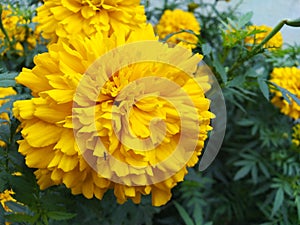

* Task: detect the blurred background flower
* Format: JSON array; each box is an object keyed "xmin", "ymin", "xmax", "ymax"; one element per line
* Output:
[
  {"xmin": 35, "ymin": 0, "xmax": 147, "ymax": 43},
  {"xmin": 245, "ymin": 25, "xmax": 283, "ymax": 50},
  {"xmin": 156, "ymin": 9, "xmax": 200, "ymax": 48},
  {"xmin": 0, "ymin": 7, "xmax": 40, "ymax": 56}
]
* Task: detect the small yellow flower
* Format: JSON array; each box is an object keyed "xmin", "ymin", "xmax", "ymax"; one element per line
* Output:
[
  {"xmin": 0, "ymin": 189, "xmax": 16, "ymax": 212},
  {"xmin": 35, "ymin": 0, "xmax": 146, "ymax": 43},
  {"xmin": 292, "ymin": 124, "xmax": 300, "ymax": 146},
  {"xmin": 0, "ymin": 87, "xmax": 16, "ymax": 147},
  {"xmin": 245, "ymin": 25, "xmax": 283, "ymax": 50},
  {"xmin": 270, "ymin": 67, "xmax": 300, "ymax": 120},
  {"xmin": 14, "ymin": 24, "xmax": 213, "ymax": 206},
  {"xmin": 156, "ymin": 9, "xmax": 200, "ymax": 49}
]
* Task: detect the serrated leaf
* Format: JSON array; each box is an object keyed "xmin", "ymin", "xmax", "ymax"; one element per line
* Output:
[
  {"xmin": 234, "ymin": 165, "xmax": 252, "ymax": 180},
  {"xmin": 258, "ymin": 78, "xmax": 269, "ymax": 100},
  {"xmin": 272, "ymin": 188, "xmax": 284, "ymax": 216},
  {"xmin": 174, "ymin": 201, "xmax": 194, "ymax": 225},
  {"xmin": 47, "ymin": 211, "xmax": 76, "ymax": 221}
]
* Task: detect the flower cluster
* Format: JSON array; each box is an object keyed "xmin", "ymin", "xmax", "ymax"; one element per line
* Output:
[
  {"xmin": 156, "ymin": 9, "xmax": 200, "ymax": 48},
  {"xmin": 245, "ymin": 25, "xmax": 283, "ymax": 50},
  {"xmin": 269, "ymin": 67, "xmax": 300, "ymax": 120},
  {"xmin": 13, "ymin": 1, "xmax": 213, "ymax": 207},
  {"xmin": 0, "ymin": 7, "xmax": 40, "ymax": 55}
]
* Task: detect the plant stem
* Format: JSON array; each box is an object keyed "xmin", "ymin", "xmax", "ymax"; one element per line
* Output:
[
  {"xmin": 0, "ymin": 4, "xmax": 12, "ymax": 48},
  {"xmin": 163, "ymin": 0, "xmax": 168, "ymax": 9},
  {"xmin": 228, "ymin": 18, "xmax": 300, "ymax": 75}
]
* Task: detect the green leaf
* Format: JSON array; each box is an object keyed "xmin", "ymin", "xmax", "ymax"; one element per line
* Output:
[
  {"xmin": 4, "ymin": 213, "xmax": 34, "ymax": 223},
  {"xmin": 174, "ymin": 201, "xmax": 194, "ymax": 225},
  {"xmin": 212, "ymin": 56, "xmax": 227, "ymax": 83},
  {"xmin": 295, "ymin": 195, "xmax": 300, "ymax": 221},
  {"xmin": 257, "ymin": 78, "xmax": 269, "ymax": 100},
  {"xmin": 0, "ymin": 72, "xmax": 18, "ymax": 87},
  {"xmin": 237, "ymin": 12, "xmax": 253, "ymax": 28},
  {"xmin": 193, "ymin": 203, "xmax": 203, "ymax": 225},
  {"xmin": 258, "ymin": 162, "xmax": 270, "ymax": 178},
  {"xmin": 202, "ymin": 43, "xmax": 212, "ymax": 56},
  {"xmin": 0, "ymin": 204, "xmax": 5, "ymax": 224},
  {"xmin": 234, "ymin": 165, "xmax": 252, "ymax": 180},
  {"xmin": 5, "ymin": 201, "xmax": 28, "ymax": 213},
  {"xmin": 0, "ymin": 123, "xmax": 10, "ymax": 144},
  {"xmin": 270, "ymin": 82, "xmax": 300, "ymax": 105},
  {"xmin": 204, "ymin": 222, "xmax": 213, "ymax": 225},
  {"xmin": 272, "ymin": 188, "xmax": 284, "ymax": 216},
  {"xmin": 47, "ymin": 211, "xmax": 76, "ymax": 221},
  {"xmin": 227, "ymin": 75, "xmax": 245, "ymax": 87}
]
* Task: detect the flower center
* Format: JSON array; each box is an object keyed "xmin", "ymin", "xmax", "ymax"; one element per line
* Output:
[{"xmin": 83, "ymin": 0, "xmax": 104, "ymax": 9}]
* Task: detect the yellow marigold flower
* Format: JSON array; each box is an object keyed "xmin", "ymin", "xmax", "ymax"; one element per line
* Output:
[
  {"xmin": 13, "ymin": 24, "xmax": 213, "ymax": 206},
  {"xmin": 0, "ymin": 189, "xmax": 16, "ymax": 212},
  {"xmin": 35, "ymin": 0, "xmax": 146, "ymax": 43},
  {"xmin": 245, "ymin": 25, "xmax": 283, "ymax": 50},
  {"xmin": 156, "ymin": 9, "xmax": 200, "ymax": 49},
  {"xmin": 0, "ymin": 87, "xmax": 16, "ymax": 147},
  {"xmin": 269, "ymin": 67, "xmax": 300, "ymax": 120},
  {"xmin": 0, "ymin": 7, "xmax": 40, "ymax": 55}
]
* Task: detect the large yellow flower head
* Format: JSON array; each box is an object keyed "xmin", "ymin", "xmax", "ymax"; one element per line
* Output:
[
  {"xmin": 35, "ymin": 0, "xmax": 146, "ymax": 43},
  {"xmin": 270, "ymin": 67, "xmax": 300, "ymax": 120},
  {"xmin": 0, "ymin": 87, "xmax": 16, "ymax": 147},
  {"xmin": 13, "ymin": 25, "xmax": 213, "ymax": 206},
  {"xmin": 245, "ymin": 25, "xmax": 283, "ymax": 50},
  {"xmin": 156, "ymin": 9, "xmax": 200, "ymax": 48},
  {"xmin": 292, "ymin": 124, "xmax": 300, "ymax": 147},
  {"xmin": 0, "ymin": 7, "xmax": 39, "ymax": 55}
]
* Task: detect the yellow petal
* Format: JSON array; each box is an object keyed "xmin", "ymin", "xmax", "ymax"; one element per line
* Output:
[
  {"xmin": 22, "ymin": 120, "xmax": 63, "ymax": 147},
  {"xmin": 151, "ymin": 187, "xmax": 172, "ymax": 206},
  {"xmin": 82, "ymin": 174, "xmax": 94, "ymax": 199}
]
